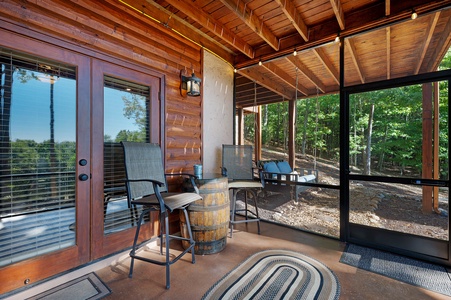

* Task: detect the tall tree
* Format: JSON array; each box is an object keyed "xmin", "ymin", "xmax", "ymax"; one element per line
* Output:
[{"xmin": 364, "ymin": 104, "xmax": 374, "ymax": 175}]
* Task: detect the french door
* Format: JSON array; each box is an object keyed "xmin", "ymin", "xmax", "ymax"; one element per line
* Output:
[
  {"xmin": 0, "ymin": 32, "xmax": 91, "ymax": 293},
  {"xmin": 90, "ymin": 59, "xmax": 163, "ymax": 259},
  {"xmin": 344, "ymin": 73, "xmax": 450, "ymax": 265},
  {"xmin": 0, "ymin": 30, "xmax": 163, "ymax": 294}
]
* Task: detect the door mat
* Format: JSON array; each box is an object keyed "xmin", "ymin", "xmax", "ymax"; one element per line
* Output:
[
  {"xmin": 26, "ymin": 272, "xmax": 111, "ymax": 300},
  {"xmin": 340, "ymin": 244, "xmax": 451, "ymax": 297}
]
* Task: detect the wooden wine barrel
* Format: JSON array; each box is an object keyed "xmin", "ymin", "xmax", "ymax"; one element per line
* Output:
[{"xmin": 180, "ymin": 175, "xmax": 229, "ymax": 254}]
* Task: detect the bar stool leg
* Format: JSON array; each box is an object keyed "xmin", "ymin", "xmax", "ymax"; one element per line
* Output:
[
  {"xmin": 229, "ymin": 188, "xmax": 238, "ymax": 237},
  {"xmin": 182, "ymin": 208, "xmax": 196, "ymax": 263},
  {"xmin": 250, "ymin": 190, "xmax": 261, "ymax": 234},
  {"xmin": 129, "ymin": 208, "xmax": 149, "ymax": 278}
]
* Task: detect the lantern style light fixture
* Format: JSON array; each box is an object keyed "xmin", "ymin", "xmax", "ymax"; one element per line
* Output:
[{"xmin": 180, "ymin": 68, "xmax": 201, "ymax": 97}]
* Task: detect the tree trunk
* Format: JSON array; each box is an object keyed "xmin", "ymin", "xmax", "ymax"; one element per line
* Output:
[
  {"xmin": 378, "ymin": 124, "xmax": 387, "ymax": 171},
  {"xmin": 364, "ymin": 104, "xmax": 374, "ymax": 175}
]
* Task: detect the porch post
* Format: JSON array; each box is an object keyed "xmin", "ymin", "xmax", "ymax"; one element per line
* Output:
[
  {"xmin": 422, "ymin": 83, "xmax": 433, "ymax": 213},
  {"xmin": 433, "ymin": 81, "xmax": 439, "ymax": 213},
  {"xmin": 237, "ymin": 107, "xmax": 244, "ymax": 145}
]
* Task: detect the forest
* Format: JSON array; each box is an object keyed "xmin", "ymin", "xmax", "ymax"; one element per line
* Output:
[{"xmin": 244, "ymin": 81, "xmax": 449, "ymax": 179}]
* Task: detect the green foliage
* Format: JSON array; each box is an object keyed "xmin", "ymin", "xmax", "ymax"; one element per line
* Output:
[
  {"xmin": 115, "ymin": 129, "xmax": 145, "ymax": 142},
  {"xmin": 117, "ymin": 94, "xmax": 148, "ymax": 142},
  {"xmin": 249, "ymin": 95, "xmax": 340, "ymax": 162},
  {"xmin": 438, "ymin": 48, "xmax": 451, "ymax": 70},
  {"xmin": 9, "ymin": 139, "xmax": 76, "ymax": 174},
  {"xmin": 246, "ymin": 81, "xmax": 449, "ymax": 178}
]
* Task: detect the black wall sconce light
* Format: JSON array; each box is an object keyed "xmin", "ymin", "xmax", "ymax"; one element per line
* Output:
[{"xmin": 180, "ymin": 68, "xmax": 201, "ymax": 97}]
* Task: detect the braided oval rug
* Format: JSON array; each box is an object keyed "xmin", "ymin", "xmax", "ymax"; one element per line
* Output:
[{"xmin": 202, "ymin": 249, "xmax": 340, "ymax": 300}]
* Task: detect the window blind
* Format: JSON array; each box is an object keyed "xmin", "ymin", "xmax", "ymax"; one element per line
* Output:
[{"xmin": 0, "ymin": 48, "xmax": 77, "ymax": 267}]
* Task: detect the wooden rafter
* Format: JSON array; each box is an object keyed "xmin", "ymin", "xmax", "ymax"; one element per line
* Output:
[
  {"xmin": 415, "ymin": 12, "xmax": 441, "ymax": 74},
  {"xmin": 274, "ymin": 0, "xmax": 309, "ymax": 41},
  {"xmin": 385, "ymin": 0, "xmax": 390, "ymax": 16},
  {"xmin": 263, "ymin": 61, "xmax": 309, "ymax": 96},
  {"xmin": 330, "ymin": 0, "xmax": 345, "ymax": 30},
  {"xmin": 426, "ymin": 14, "xmax": 451, "ymax": 72},
  {"xmin": 313, "ymin": 47, "xmax": 339, "ymax": 85},
  {"xmin": 162, "ymin": 0, "xmax": 254, "ymax": 58},
  {"xmin": 219, "ymin": 0, "xmax": 279, "ymax": 51},
  {"xmin": 121, "ymin": 0, "xmax": 235, "ymax": 62},
  {"xmin": 286, "ymin": 56, "xmax": 326, "ymax": 93},
  {"xmin": 237, "ymin": 67, "xmax": 294, "ymax": 99},
  {"xmin": 345, "ymin": 38, "xmax": 365, "ymax": 83}
]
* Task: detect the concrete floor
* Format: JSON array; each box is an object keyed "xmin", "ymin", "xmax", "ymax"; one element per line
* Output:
[{"xmin": 97, "ymin": 220, "xmax": 451, "ymax": 300}]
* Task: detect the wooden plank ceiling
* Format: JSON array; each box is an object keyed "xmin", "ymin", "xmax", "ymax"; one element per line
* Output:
[{"xmin": 128, "ymin": 0, "xmax": 451, "ymax": 107}]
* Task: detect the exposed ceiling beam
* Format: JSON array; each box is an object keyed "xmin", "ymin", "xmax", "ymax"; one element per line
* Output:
[
  {"xmin": 162, "ymin": 0, "xmax": 254, "ymax": 58},
  {"xmin": 236, "ymin": 89, "xmax": 282, "ymax": 104},
  {"xmin": 219, "ymin": 0, "xmax": 279, "ymax": 51},
  {"xmin": 263, "ymin": 61, "xmax": 309, "ymax": 96},
  {"xmin": 286, "ymin": 56, "xmax": 326, "ymax": 93},
  {"xmin": 386, "ymin": 27, "xmax": 390, "ymax": 79},
  {"xmin": 237, "ymin": 67, "xmax": 294, "ymax": 99},
  {"xmin": 426, "ymin": 14, "xmax": 451, "ymax": 72},
  {"xmin": 119, "ymin": 0, "xmax": 235, "ymax": 63},
  {"xmin": 238, "ymin": 97, "xmax": 286, "ymax": 107},
  {"xmin": 236, "ymin": 88, "xmax": 274, "ymax": 99},
  {"xmin": 235, "ymin": 1, "xmax": 451, "ymax": 69},
  {"xmin": 330, "ymin": 0, "xmax": 345, "ymax": 30},
  {"xmin": 313, "ymin": 47, "xmax": 340, "ymax": 85},
  {"xmin": 415, "ymin": 12, "xmax": 440, "ymax": 74},
  {"xmin": 274, "ymin": 0, "xmax": 309, "ymax": 41},
  {"xmin": 345, "ymin": 38, "xmax": 365, "ymax": 83}
]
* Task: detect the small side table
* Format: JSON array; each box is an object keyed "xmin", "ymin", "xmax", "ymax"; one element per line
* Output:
[{"xmin": 181, "ymin": 173, "xmax": 230, "ymax": 254}]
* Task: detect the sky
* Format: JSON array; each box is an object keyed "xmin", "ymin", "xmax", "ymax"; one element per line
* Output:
[{"xmin": 8, "ymin": 70, "xmax": 138, "ymax": 143}]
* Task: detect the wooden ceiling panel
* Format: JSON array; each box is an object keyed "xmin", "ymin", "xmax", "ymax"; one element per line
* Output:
[
  {"xmin": 132, "ymin": 1, "xmax": 451, "ymax": 107},
  {"xmin": 390, "ymin": 19, "xmax": 429, "ymax": 78},
  {"xmin": 341, "ymin": 0, "xmax": 375, "ymax": 12},
  {"xmin": 421, "ymin": 10, "xmax": 451, "ymax": 72},
  {"xmin": 255, "ymin": 0, "xmax": 284, "ymax": 19},
  {"xmin": 283, "ymin": 56, "xmax": 318, "ymax": 93},
  {"xmin": 350, "ymin": 29, "xmax": 388, "ymax": 82},
  {"xmin": 343, "ymin": 48, "xmax": 364, "ymax": 87},
  {"xmin": 201, "ymin": 0, "xmax": 226, "ymax": 14},
  {"xmin": 302, "ymin": 50, "xmax": 337, "ymax": 86},
  {"xmin": 295, "ymin": 0, "xmax": 335, "ymax": 25},
  {"xmin": 314, "ymin": 43, "xmax": 341, "ymax": 85}
]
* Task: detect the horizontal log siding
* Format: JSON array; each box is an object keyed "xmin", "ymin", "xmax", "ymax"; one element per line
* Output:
[{"xmin": 0, "ymin": 0, "xmax": 203, "ymax": 184}]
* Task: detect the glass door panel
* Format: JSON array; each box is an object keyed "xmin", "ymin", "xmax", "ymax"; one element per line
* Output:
[
  {"xmin": 347, "ymin": 80, "xmax": 449, "ymax": 260},
  {"xmin": 91, "ymin": 60, "xmax": 161, "ymax": 259},
  {"xmin": 103, "ymin": 76, "xmax": 150, "ymax": 235},
  {"xmin": 0, "ymin": 50, "xmax": 77, "ymax": 266},
  {"xmin": 0, "ymin": 42, "xmax": 90, "ymax": 294}
]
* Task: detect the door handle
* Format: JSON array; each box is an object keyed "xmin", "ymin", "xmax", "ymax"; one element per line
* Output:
[{"xmin": 78, "ymin": 174, "xmax": 89, "ymax": 181}]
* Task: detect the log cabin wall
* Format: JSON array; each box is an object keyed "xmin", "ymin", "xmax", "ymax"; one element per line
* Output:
[
  {"xmin": 0, "ymin": 0, "xmax": 203, "ymax": 179},
  {"xmin": 0, "ymin": 1, "xmax": 210, "ymax": 293},
  {"xmin": 0, "ymin": 2, "xmax": 202, "ymax": 261}
]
